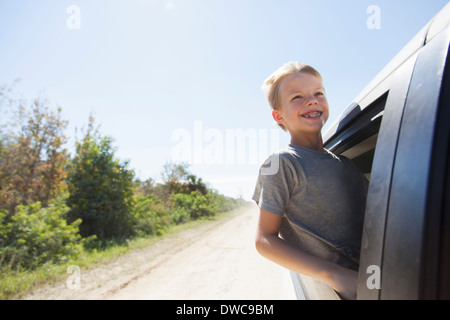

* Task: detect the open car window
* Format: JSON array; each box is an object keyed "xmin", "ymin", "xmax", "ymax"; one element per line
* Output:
[{"xmin": 325, "ymin": 92, "xmax": 388, "ymax": 181}]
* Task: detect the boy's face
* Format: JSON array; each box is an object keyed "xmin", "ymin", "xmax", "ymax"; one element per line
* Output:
[{"xmin": 273, "ymin": 72, "xmax": 329, "ymax": 136}]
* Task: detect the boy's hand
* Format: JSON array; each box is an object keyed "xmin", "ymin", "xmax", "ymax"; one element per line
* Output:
[{"xmin": 328, "ymin": 266, "xmax": 358, "ymax": 300}]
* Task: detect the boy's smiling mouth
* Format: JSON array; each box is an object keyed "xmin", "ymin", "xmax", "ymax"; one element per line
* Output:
[{"xmin": 301, "ymin": 111, "xmax": 323, "ymax": 119}]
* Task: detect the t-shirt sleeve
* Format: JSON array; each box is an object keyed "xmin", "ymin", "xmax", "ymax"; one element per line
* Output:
[{"xmin": 252, "ymin": 153, "xmax": 295, "ymax": 217}]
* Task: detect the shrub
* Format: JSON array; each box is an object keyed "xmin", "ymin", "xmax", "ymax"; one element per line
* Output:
[
  {"xmin": 171, "ymin": 206, "xmax": 190, "ymax": 224},
  {"xmin": 0, "ymin": 198, "xmax": 83, "ymax": 269},
  {"xmin": 172, "ymin": 191, "xmax": 216, "ymax": 220},
  {"xmin": 131, "ymin": 195, "xmax": 172, "ymax": 236}
]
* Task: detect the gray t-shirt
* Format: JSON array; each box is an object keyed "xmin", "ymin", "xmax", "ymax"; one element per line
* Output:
[{"xmin": 252, "ymin": 144, "xmax": 368, "ymax": 271}]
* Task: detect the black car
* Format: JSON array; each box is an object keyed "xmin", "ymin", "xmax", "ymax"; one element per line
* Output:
[{"xmin": 290, "ymin": 2, "xmax": 450, "ymax": 300}]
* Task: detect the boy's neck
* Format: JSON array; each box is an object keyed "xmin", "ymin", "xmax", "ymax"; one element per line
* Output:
[{"xmin": 290, "ymin": 133, "xmax": 325, "ymax": 153}]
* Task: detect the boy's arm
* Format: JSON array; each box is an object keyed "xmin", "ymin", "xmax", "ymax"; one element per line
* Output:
[{"xmin": 255, "ymin": 208, "xmax": 358, "ymax": 300}]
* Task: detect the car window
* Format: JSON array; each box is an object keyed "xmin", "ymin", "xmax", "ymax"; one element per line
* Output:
[{"xmin": 325, "ymin": 91, "xmax": 388, "ymax": 181}]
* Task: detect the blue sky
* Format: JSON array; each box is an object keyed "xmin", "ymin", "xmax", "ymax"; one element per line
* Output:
[{"xmin": 0, "ymin": 0, "xmax": 448, "ymax": 199}]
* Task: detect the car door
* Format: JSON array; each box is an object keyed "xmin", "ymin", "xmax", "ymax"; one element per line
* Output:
[
  {"xmin": 357, "ymin": 22, "xmax": 450, "ymax": 300},
  {"xmin": 290, "ymin": 3, "xmax": 450, "ymax": 300}
]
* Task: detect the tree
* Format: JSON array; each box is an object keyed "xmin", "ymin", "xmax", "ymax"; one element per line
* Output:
[
  {"xmin": 161, "ymin": 161, "xmax": 190, "ymax": 194},
  {"xmin": 186, "ymin": 174, "xmax": 207, "ymax": 195},
  {"xmin": 0, "ymin": 95, "xmax": 68, "ymax": 216},
  {"xmin": 134, "ymin": 177, "xmax": 156, "ymax": 197},
  {"xmin": 161, "ymin": 162, "xmax": 208, "ymax": 195},
  {"xmin": 66, "ymin": 117, "xmax": 135, "ymax": 239}
]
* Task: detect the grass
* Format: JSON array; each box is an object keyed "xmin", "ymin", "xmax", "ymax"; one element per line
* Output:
[{"xmin": 0, "ymin": 207, "xmax": 246, "ymax": 300}]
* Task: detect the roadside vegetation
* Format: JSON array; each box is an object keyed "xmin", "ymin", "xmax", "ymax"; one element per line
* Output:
[{"xmin": 0, "ymin": 85, "xmax": 248, "ymax": 299}]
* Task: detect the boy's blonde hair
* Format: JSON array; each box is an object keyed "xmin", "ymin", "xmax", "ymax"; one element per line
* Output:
[{"xmin": 261, "ymin": 62, "xmax": 323, "ymax": 131}]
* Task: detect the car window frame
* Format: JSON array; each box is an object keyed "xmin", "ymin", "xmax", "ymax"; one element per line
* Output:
[{"xmin": 355, "ymin": 52, "xmax": 419, "ymax": 299}]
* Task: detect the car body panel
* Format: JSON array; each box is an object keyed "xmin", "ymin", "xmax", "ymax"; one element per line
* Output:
[{"xmin": 380, "ymin": 25, "xmax": 450, "ymax": 300}]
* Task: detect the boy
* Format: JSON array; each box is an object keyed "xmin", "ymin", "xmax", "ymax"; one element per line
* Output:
[{"xmin": 253, "ymin": 62, "xmax": 368, "ymax": 300}]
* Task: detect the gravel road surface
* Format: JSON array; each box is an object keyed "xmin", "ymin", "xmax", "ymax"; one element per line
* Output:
[{"xmin": 23, "ymin": 205, "xmax": 296, "ymax": 300}]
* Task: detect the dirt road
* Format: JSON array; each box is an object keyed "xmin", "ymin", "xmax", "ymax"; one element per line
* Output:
[{"xmin": 23, "ymin": 205, "xmax": 296, "ymax": 300}]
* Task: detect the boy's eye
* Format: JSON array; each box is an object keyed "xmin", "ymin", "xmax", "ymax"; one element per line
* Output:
[
  {"xmin": 315, "ymin": 92, "xmax": 324, "ymax": 96},
  {"xmin": 291, "ymin": 95, "xmax": 303, "ymax": 101}
]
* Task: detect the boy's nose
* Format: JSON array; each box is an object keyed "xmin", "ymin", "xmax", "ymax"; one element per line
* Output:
[{"xmin": 306, "ymin": 95, "xmax": 319, "ymax": 107}]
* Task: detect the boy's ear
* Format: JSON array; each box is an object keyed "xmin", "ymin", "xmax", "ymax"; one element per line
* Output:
[{"xmin": 272, "ymin": 109, "xmax": 284, "ymax": 124}]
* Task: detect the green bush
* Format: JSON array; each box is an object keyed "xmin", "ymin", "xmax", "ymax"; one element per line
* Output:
[
  {"xmin": 0, "ymin": 198, "xmax": 83, "ymax": 269},
  {"xmin": 131, "ymin": 195, "xmax": 171, "ymax": 236},
  {"xmin": 172, "ymin": 191, "xmax": 216, "ymax": 220},
  {"xmin": 171, "ymin": 206, "xmax": 190, "ymax": 224}
]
